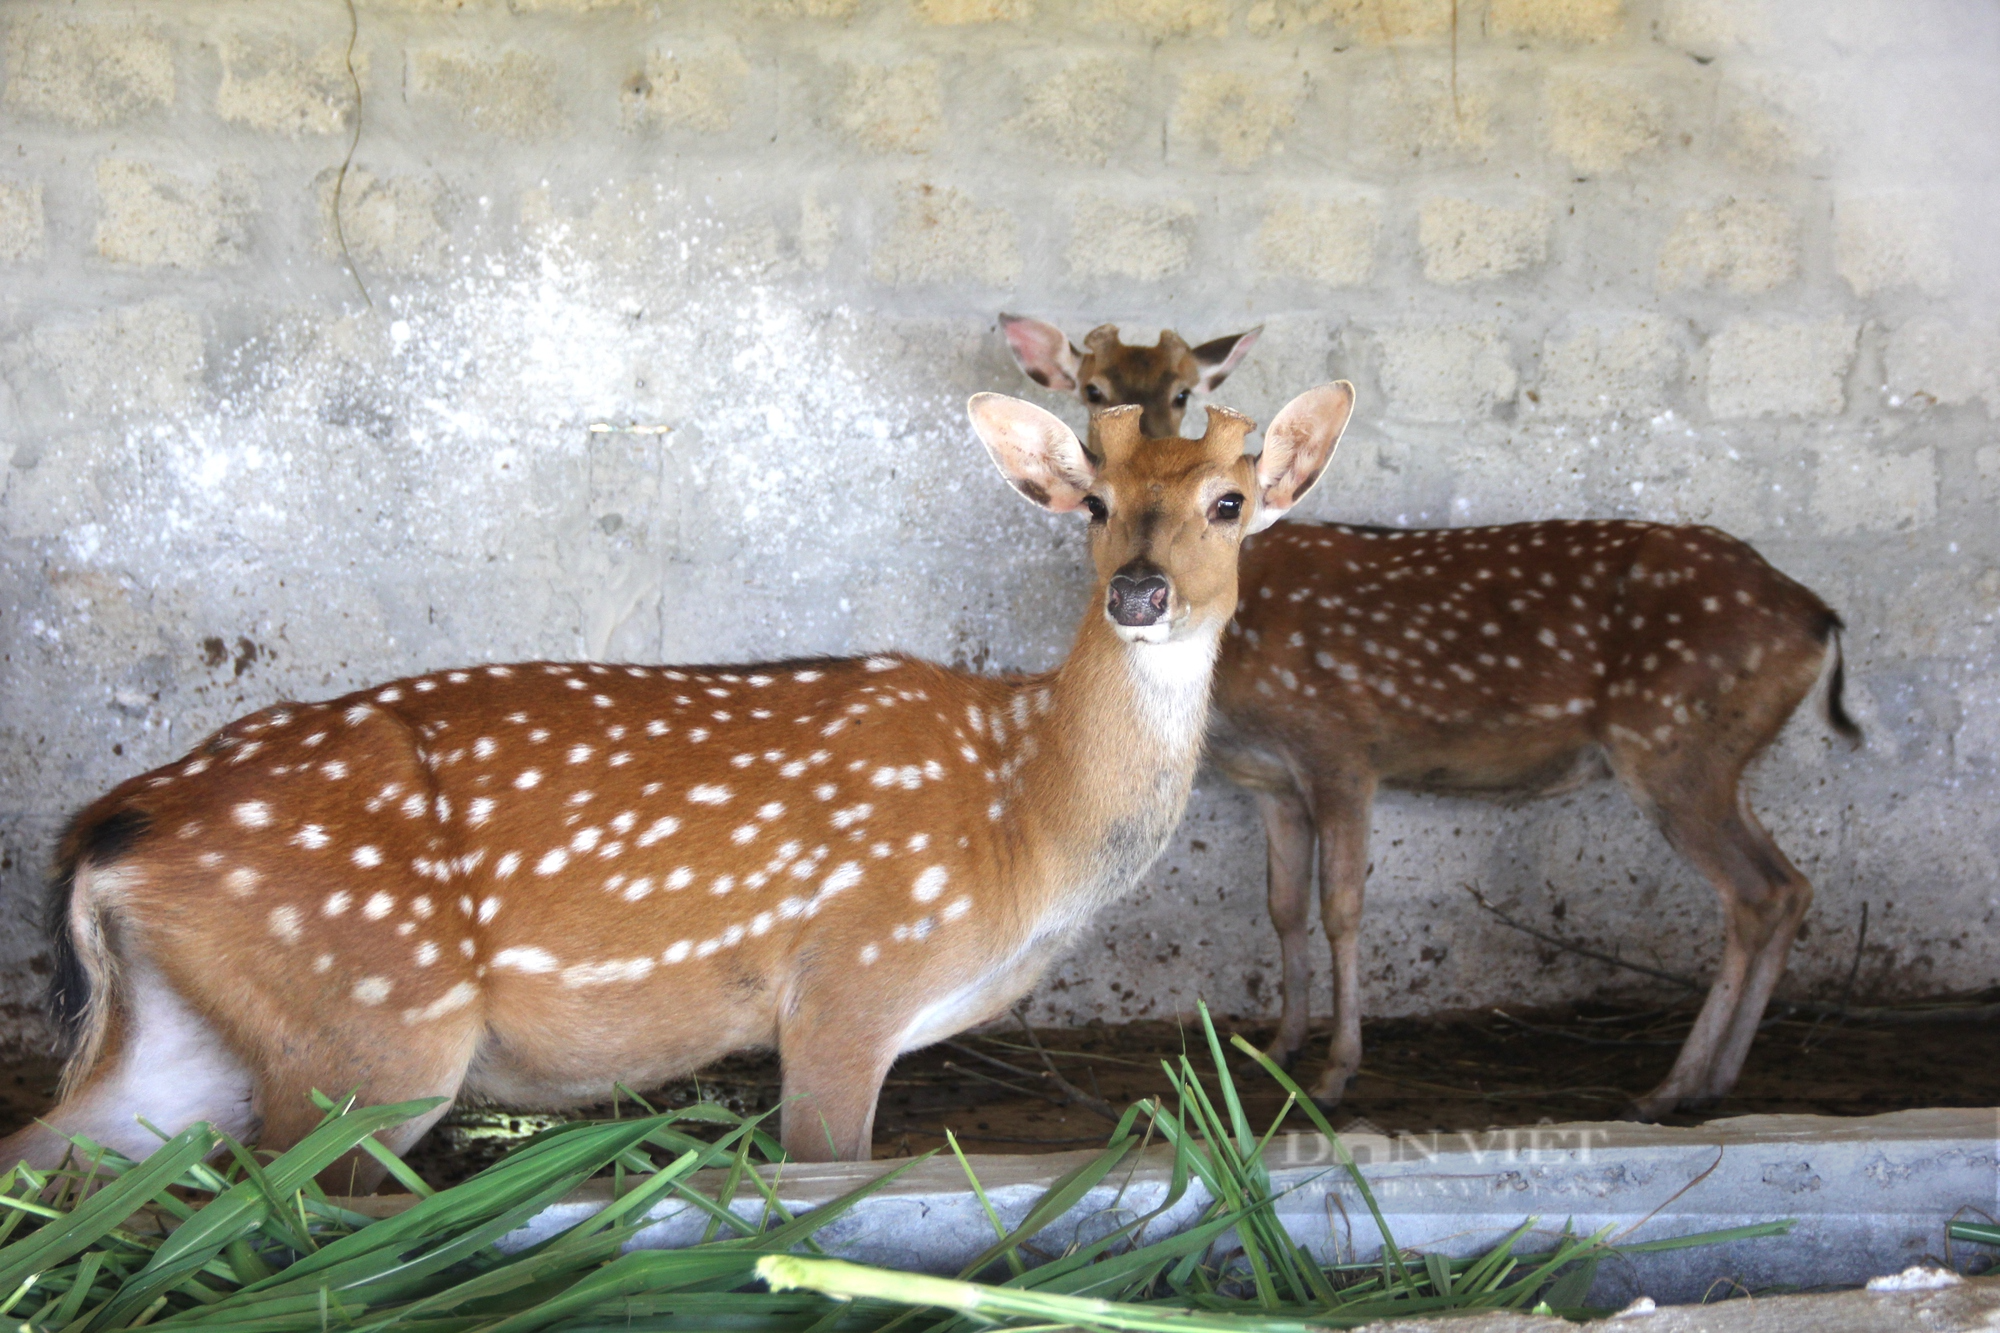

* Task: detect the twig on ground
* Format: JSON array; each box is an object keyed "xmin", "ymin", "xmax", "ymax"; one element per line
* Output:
[
  {"xmin": 1803, "ymin": 901, "xmax": 1869, "ymax": 1050},
  {"xmin": 1010, "ymin": 1008, "xmax": 1123, "ymax": 1123},
  {"xmin": 1464, "ymin": 884, "xmax": 1700, "ymax": 990},
  {"xmin": 1489, "ymin": 1008, "xmax": 1685, "ymax": 1049},
  {"xmin": 1469, "ymin": 884, "xmax": 2000, "ymax": 1027},
  {"xmin": 939, "ymin": 1056, "xmax": 1072, "ymax": 1111}
]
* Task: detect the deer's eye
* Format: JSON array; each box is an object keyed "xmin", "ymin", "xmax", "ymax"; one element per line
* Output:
[
  {"xmin": 1084, "ymin": 384, "xmax": 1105, "ymax": 403},
  {"xmin": 1083, "ymin": 495, "xmax": 1109, "ymax": 522},
  {"xmin": 1174, "ymin": 389, "xmax": 1191, "ymax": 408},
  {"xmin": 1213, "ymin": 493, "xmax": 1244, "ymax": 522}
]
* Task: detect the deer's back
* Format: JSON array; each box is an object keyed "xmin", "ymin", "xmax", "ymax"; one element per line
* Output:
[
  {"xmin": 1209, "ymin": 520, "xmax": 1834, "ymax": 796},
  {"xmin": 67, "ymin": 655, "xmax": 1043, "ymax": 1099}
]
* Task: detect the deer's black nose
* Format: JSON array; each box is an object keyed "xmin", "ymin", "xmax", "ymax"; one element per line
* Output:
[{"xmin": 1107, "ymin": 572, "xmax": 1171, "ymax": 627}]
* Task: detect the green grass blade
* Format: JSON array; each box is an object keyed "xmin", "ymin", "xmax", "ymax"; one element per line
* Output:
[{"xmin": 0, "ymin": 1124, "xmax": 213, "ymax": 1294}]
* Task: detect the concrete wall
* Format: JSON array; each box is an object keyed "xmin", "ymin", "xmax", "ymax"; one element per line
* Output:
[{"xmin": 1, "ymin": 0, "xmax": 1996, "ymax": 1050}]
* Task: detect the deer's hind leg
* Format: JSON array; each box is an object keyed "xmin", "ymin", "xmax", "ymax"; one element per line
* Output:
[
  {"xmin": 1257, "ymin": 783, "xmax": 1318, "ymax": 1069},
  {"xmin": 243, "ymin": 1006, "xmax": 481, "ymax": 1194},
  {"xmin": 1307, "ymin": 767, "xmax": 1378, "ymax": 1108},
  {"xmin": 1611, "ymin": 746, "xmax": 1812, "ymax": 1121}
]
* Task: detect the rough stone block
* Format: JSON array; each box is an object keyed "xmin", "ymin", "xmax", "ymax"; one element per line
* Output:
[
  {"xmin": 1810, "ymin": 441, "xmax": 1937, "ymax": 535},
  {"xmin": 1011, "ymin": 58, "xmax": 1137, "ymax": 166},
  {"xmin": 2, "ymin": 14, "xmax": 172, "ymax": 127},
  {"xmin": 95, "ymin": 159, "xmax": 256, "ymax": 270},
  {"xmin": 1067, "ymin": 197, "xmax": 1195, "ymax": 282},
  {"xmin": 0, "ymin": 178, "xmax": 44, "ymax": 263},
  {"xmin": 835, "ymin": 61, "xmax": 942, "ymax": 154},
  {"xmin": 316, "ymin": 168, "xmax": 454, "ymax": 274},
  {"xmin": 1255, "ymin": 195, "xmax": 1377, "ymax": 285},
  {"xmin": 1090, "ymin": 0, "xmax": 1228, "ymax": 38},
  {"xmin": 870, "ymin": 183, "xmax": 1018, "ymax": 286},
  {"xmin": 731, "ymin": 0, "xmax": 859, "ymax": 14},
  {"xmin": 1705, "ymin": 318, "xmax": 1856, "ymax": 419},
  {"xmin": 216, "ymin": 35, "xmax": 360, "ymax": 135},
  {"xmin": 1657, "ymin": 198, "xmax": 1797, "ymax": 294},
  {"xmin": 1376, "ymin": 324, "xmax": 1517, "ymax": 422},
  {"xmin": 799, "ymin": 188, "xmax": 839, "ymax": 270},
  {"xmin": 1532, "ymin": 319, "xmax": 1680, "ymax": 417},
  {"xmin": 1836, "ymin": 193, "xmax": 1953, "ymax": 298},
  {"xmin": 1173, "ymin": 71, "xmax": 1298, "ymax": 165},
  {"xmin": 1418, "ymin": 196, "xmax": 1548, "ymax": 284},
  {"xmin": 508, "ymin": 0, "xmax": 641, "ymax": 10},
  {"xmin": 30, "ymin": 301, "xmax": 205, "ymax": 414},
  {"xmin": 1246, "ymin": 0, "xmax": 1452, "ymax": 41},
  {"xmin": 622, "ymin": 41, "xmax": 749, "ymax": 132},
  {"xmin": 913, "ymin": 0, "xmax": 1032, "ymax": 20},
  {"xmin": 1543, "ymin": 71, "xmax": 1661, "ymax": 172},
  {"xmin": 1883, "ymin": 317, "xmax": 1999, "ymax": 412},
  {"xmin": 1487, "ymin": 0, "xmax": 1623, "ymax": 42},
  {"xmin": 407, "ymin": 49, "xmax": 562, "ymax": 140},
  {"xmin": 1719, "ymin": 71, "xmax": 1820, "ymax": 170},
  {"xmin": 1657, "ymin": 0, "xmax": 1765, "ymax": 56},
  {"xmin": 1351, "ymin": 67, "xmax": 1493, "ymax": 166}
]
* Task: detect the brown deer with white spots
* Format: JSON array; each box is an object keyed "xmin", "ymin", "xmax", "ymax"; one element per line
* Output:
[
  {"xmin": 1019, "ymin": 330, "xmax": 1859, "ymax": 1121},
  {"xmin": 1000, "ymin": 314, "xmax": 1261, "ymax": 438},
  {"xmin": 2, "ymin": 383, "xmax": 1354, "ymax": 1184}
]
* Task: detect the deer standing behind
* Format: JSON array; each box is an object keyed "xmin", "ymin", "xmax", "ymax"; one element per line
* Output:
[
  {"xmin": 1008, "ymin": 316, "xmax": 1859, "ymax": 1120},
  {"xmin": 3, "ymin": 383, "xmax": 1353, "ymax": 1185},
  {"xmin": 1000, "ymin": 315, "xmax": 1261, "ymax": 439}
]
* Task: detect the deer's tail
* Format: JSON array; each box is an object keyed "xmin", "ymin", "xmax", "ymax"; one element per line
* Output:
[
  {"xmin": 46, "ymin": 807, "xmax": 147, "ymax": 1099},
  {"xmin": 1817, "ymin": 610, "xmax": 1863, "ymax": 747}
]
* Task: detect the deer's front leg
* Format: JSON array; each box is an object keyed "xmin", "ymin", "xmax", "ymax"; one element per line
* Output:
[
  {"xmin": 778, "ymin": 1003, "xmax": 900, "ymax": 1162},
  {"xmin": 1310, "ymin": 773, "xmax": 1376, "ymax": 1108},
  {"xmin": 1257, "ymin": 784, "xmax": 1318, "ymax": 1068}
]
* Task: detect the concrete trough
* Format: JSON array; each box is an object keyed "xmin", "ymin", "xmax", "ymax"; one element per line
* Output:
[{"xmin": 464, "ymin": 1107, "xmax": 1998, "ymax": 1311}]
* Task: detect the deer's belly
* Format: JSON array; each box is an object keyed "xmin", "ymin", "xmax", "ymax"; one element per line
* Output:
[
  {"xmin": 1377, "ymin": 731, "xmax": 1609, "ymax": 797},
  {"xmin": 464, "ymin": 973, "xmax": 778, "ymax": 1107}
]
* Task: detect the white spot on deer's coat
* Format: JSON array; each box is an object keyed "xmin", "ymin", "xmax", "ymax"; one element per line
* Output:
[
  {"xmin": 637, "ymin": 816, "xmax": 681, "ymax": 846},
  {"xmin": 364, "ymin": 892, "xmax": 395, "ymax": 920},
  {"xmin": 515, "ymin": 770, "xmax": 542, "ymax": 790},
  {"xmin": 403, "ymin": 981, "xmax": 477, "ymax": 1024},
  {"xmin": 353, "ymin": 845, "xmax": 382, "ymax": 868},
  {"xmin": 662, "ymin": 940, "xmax": 692, "ymax": 963},
  {"xmin": 860, "ymin": 943, "xmax": 880, "ymax": 964},
  {"xmin": 563, "ymin": 958, "xmax": 656, "ymax": 987},
  {"xmin": 268, "ymin": 906, "xmax": 303, "ymax": 943},
  {"xmin": 494, "ymin": 947, "xmax": 558, "ymax": 973},
  {"xmin": 536, "ymin": 849, "xmax": 569, "ymax": 875},
  {"xmin": 667, "ymin": 867, "xmax": 694, "ymax": 890},
  {"xmin": 495, "ymin": 851, "xmax": 521, "ymax": 878},
  {"xmin": 688, "ymin": 784, "xmax": 731, "ymax": 805},
  {"xmin": 353, "ymin": 977, "xmax": 392, "ymax": 1005},
  {"xmin": 293, "ymin": 824, "xmax": 329, "ymax": 850},
  {"xmin": 912, "ymin": 865, "xmax": 948, "ymax": 902},
  {"xmin": 233, "ymin": 801, "xmax": 272, "ymax": 829},
  {"xmin": 943, "ymin": 896, "xmax": 972, "ymax": 921},
  {"xmin": 415, "ymin": 942, "xmax": 440, "ymax": 966},
  {"xmin": 477, "ymin": 896, "xmax": 502, "ymax": 923},
  {"xmin": 224, "ymin": 867, "xmax": 260, "ymax": 896}
]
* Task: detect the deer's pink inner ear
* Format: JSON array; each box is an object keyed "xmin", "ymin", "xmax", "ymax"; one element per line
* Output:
[
  {"xmin": 1001, "ymin": 317, "xmax": 1082, "ymax": 392},
  {"xmin": 968, "ymin": 394, "xmax": 1095, "ymax": 514}
]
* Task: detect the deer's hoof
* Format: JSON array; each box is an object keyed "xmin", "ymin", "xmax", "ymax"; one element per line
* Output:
[
  {"xmin": 1308, "ymin": 1071, "xmax": 1355, "ymax": 1111},
  {"xmin": 1262, "ymin": 1041, "xmax": 1302, "ymax": 1072}
]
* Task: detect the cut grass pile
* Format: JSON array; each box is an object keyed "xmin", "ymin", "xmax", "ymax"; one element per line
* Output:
[{"xmin": 0, "ymin": 1009, "xmax": 1789, "ymax": 1331}]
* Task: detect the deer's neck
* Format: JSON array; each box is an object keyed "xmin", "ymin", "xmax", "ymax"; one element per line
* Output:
[{"xmin": 1005, "ymin": 606, "xmax": 1219, "ymax": 917}]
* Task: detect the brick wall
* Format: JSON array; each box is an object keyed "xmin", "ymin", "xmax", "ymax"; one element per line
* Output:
[{"xmin": 1, "ymin": 0, "xmax": 1996, "ymax": 1048}]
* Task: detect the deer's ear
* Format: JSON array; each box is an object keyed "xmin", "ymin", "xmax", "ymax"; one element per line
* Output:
[
  {"xmin": 1249, "ymin": 381, "xmax": 1352, "ymax": 533},
  {"xmin": 1192, "ymin": 326, "xmax": 1262, "ymax": 394},
  {"xmin": 969, "ymin": 393, "xmax": 1097, "ymax": 514},
  {"xmin": 1000, "ymin": 314, "xmax": 1083, "ymax": 392}
]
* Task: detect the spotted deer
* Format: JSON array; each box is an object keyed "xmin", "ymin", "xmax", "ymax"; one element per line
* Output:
[
  {"xmin": 3, "ymin": 383, "xmax": 1354, "ymax": 1184},
  {"xmin": 1000, "ymin": 314, "xmax": 1261, "ymax": 439},
  {"xmin": 1019, "ymin": 331, "xmax": 1860, "ymax": 1121}
]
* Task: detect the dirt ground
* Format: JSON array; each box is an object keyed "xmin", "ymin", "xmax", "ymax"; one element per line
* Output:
[{"xmin": 3, "ymin": 999, "xmax": 1993, "ymax": 1187}]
